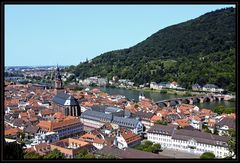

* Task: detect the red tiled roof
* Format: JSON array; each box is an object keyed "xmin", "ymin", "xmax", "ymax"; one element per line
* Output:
[
  {"xmin": 5, "ymin": 99, "xmax": 19, "ymax": 106},
  {"xmin": 5, "ymin": 128, "xmax": 21, "ymax": 136},
  {"xmin": 120, "ymin": 128, "xmax": 142, "ymax": 144},
  {"xmin": 53, "ymin": 112, "xmax": 65, "ymax": 120},
  {"xmin": 200, "ymin": 108, "xmax": 213, "ymax": 114},
  {"xmin": 151, "ymin": 115, "xmax": 161, "ymax": 122},
  {"xmin": 80, "ymin": 133, "xmax": 97, "ymax": 140},
  {"xmin": 93, "ymin": 138, "xmax": 105, "ymax": 144},
  {"xmin": 37, "ymin": 121, "xmax": 52, "ymax": 131},
  {"xmin": 191, "ymin": 116, "xmax": 201, "ymax": 121},
  {"xmin": 24, "ymin": 147, "xmax": 35, "ymax": 153},
  {"xmin": 40, "ymin": 109, "xmax": 54, "ymax": 116},
  {"xmin": 178, "ymin": 104, "xmax": 195, "ymax": 112},
  {"xmin": 34, "ymin": 143, "xmax": 50, "ymax": 152},
  {"xmin": 173, "ymin": 119, "xmax": 189, "ymax": 127},
  {"xmin": 81, "ymin": 101, "xmax": 94, "ymax": 107},
  {"xmin": 157, "ymin": 110, "xmax": 169, "ymax": 117},
  {"xmin": 29, "ymin": 117, "xmax": 38, "ymax": 122},
  {"xmin": 37, "ymin": 116, "xmax": 81, "ymax": 131}
]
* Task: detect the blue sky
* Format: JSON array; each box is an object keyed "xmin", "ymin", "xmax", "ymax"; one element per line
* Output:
[{"xmin": 5, "ymin": 4, "xmax": 235, "ymax": 67}]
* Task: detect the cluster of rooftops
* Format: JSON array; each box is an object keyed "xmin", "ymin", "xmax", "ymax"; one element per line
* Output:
[{"xmin": 81, "ymin": 105, "xmax": 140, "ymax": 129}]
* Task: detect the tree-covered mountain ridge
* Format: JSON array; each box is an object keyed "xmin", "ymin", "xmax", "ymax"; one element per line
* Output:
[{"xmin": 68, "ymin": 7, "xmax": 236, "ymax": 91}]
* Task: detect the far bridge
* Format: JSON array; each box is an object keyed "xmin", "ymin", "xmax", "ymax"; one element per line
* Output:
[{"xmin": 155, "ymin": 94, "xmax": 233, "ymax": 107}]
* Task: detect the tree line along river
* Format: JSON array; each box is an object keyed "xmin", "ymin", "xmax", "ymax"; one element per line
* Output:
[{"xmin": 99, "ymin": 87, "xmax": 235, "ymax": 110}]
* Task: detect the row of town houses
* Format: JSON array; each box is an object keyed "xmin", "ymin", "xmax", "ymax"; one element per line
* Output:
[
  {"xmin": 150, "ymin": 81, "xmax": 184, "ymax": 90},
  {"xmin": 150, "ymin": 81, "xmax": 224, "ymax": 93}
]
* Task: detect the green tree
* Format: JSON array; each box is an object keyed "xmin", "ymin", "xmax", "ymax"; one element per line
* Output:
[
  {"xmin": 213, "ymin": 105, "xmax": 235, "ymax": 115},
  {"xmin": 76, "ymin": 149, "xmax": 88, "ymax": 158},
  {"xmin": 228, "ymin": 128, "xmax": 236, "ymax": 137},
  {"xmin": 155, "ymin": 120, "xmax": 168, "ymax": 125},
  {"xmin": 135, "ymin": 144, "xmax": 144, "ymax": 151},
  {"xmin": 213, "ymin": 105, "xmax": 225, "ymax": 114},
  {"xmin": 135, "ymin": 141, "xmax": 162, "ymax": 153},
  {"xmin": 43, "ymin": 149, "xmax": 65, "ymax": 159},
  {"xmin": 152, "ymin": 143, "xmax": 161, "ymax": 153},
  {"xmin": 24, "ymin": 151, "xmax": 43, "ymax": 159},
  {"xmin": 82, "ymin": 153, "xmax": 95, "ymax": 159},
  {"xmin": 144, "ymin": 146, "xmax": 154, "ymax": 152},
  {"xmin": 227, "ymin": 138, "xmax": 236, "ymax": 158},
  {"xmin": 226, "ymin": 128, "xmax": 236, "ymax": 158},
  {"xmin": 144, "ymin": 141, "xmax": 153, "ymax": 146},
  {"xmin": 160, "ymin": 90, "xmax": 167, "ymax": 94},
  {"xmin": 200, "ymin": 152, "xmax": 215, "ymax": 159},
  {"xmin": 76, "ymin": 149, "xmax": 96, "ymax": 159}
]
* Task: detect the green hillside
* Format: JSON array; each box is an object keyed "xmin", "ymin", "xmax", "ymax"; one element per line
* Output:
[{"xmin": 67, "ymin": 7, "xmax": 236, "ymax": 91}]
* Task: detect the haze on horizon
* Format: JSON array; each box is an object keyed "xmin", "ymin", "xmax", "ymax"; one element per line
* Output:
[{"xmin": 5, "ymin": 4, "xmax": 235, "ymax": 67}]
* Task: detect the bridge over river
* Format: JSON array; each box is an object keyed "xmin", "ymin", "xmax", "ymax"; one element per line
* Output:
[{"xmin": 155, "ymin": 94, "xmax": 235, "ymax": 107}]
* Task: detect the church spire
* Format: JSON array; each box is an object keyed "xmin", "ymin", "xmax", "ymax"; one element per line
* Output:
[
  {"xmin": 55, "ymin": 65, "xmax": 63, "ymax": 94},
  {"xmin": 56, "ymin": 65, "xmax": 61, "ymax": 81}
]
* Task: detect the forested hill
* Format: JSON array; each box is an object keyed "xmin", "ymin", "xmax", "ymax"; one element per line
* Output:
[{"xmin": 67, "ymin": 7, "xmax": 236, "ymax": 91}]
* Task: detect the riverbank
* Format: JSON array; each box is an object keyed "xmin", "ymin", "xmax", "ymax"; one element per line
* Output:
[{"xmin": 109, "ymin": 86, "xmax": 207, "ymax": 96}]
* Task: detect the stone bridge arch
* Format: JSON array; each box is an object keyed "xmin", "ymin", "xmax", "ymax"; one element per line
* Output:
[
  {"xmin": 204, "ymin": 96, "xmax": 214, "ymax": 102},
  {"xmin": 174, "ymin": 99, "xmax": 182, "ymax": 105},
  {"xmin": 170, "ymin": 100, "xmax": 179, "ymax": 106},
  {"xmin": 192, "ymin": 97, "xmax": 200, "ymax": 103},
  {"xmin": 214, "ymin": 96, "xmax": 224, "ymax": 101},
  {"xmin": 182, "ymin": 98, "xmax": 190, "ymax": 104},
  {"xmin": 204, "ymin": 96, "xmax": 210, "ymax": 102},
  {"xmin": 156, "ymin": 95, "xmax": 220, "ymax": 108},
  {"xmin": 157, "ymin": 102, "xmax": 168, "ymax": 108}
]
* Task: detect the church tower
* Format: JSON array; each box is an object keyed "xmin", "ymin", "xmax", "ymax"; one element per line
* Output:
[{"xmin": 55, "ymin": 65, "xmax": 64, "ymax": 94}]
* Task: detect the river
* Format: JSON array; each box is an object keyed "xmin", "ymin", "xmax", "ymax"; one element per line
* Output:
[{"xmin": 100, "ymin": 87, "xmax": 235, "ymax": 110}]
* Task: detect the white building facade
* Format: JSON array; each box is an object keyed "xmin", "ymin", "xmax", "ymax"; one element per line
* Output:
[
  {"xmin": 147, "ymin": 124, "xmax": 230, "ymax": 158},
  {"xmin": 32, "ymin": 132, "xmax": 59, "ymax": 145}
]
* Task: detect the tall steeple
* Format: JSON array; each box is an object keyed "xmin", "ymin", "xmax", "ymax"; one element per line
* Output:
[{"xmin": 55, "ymin": 65, "xmax": 63, "ymax": 94}]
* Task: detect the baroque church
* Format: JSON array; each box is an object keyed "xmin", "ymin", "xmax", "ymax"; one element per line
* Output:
[{"xmin": 52, "ymin": 66, "xmax": 81, "ymax": 116}]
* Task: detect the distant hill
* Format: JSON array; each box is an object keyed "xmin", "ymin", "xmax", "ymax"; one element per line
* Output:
[{"xmin": 68, "ymin": 7, "xmax": 236, "ymax": 91}]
